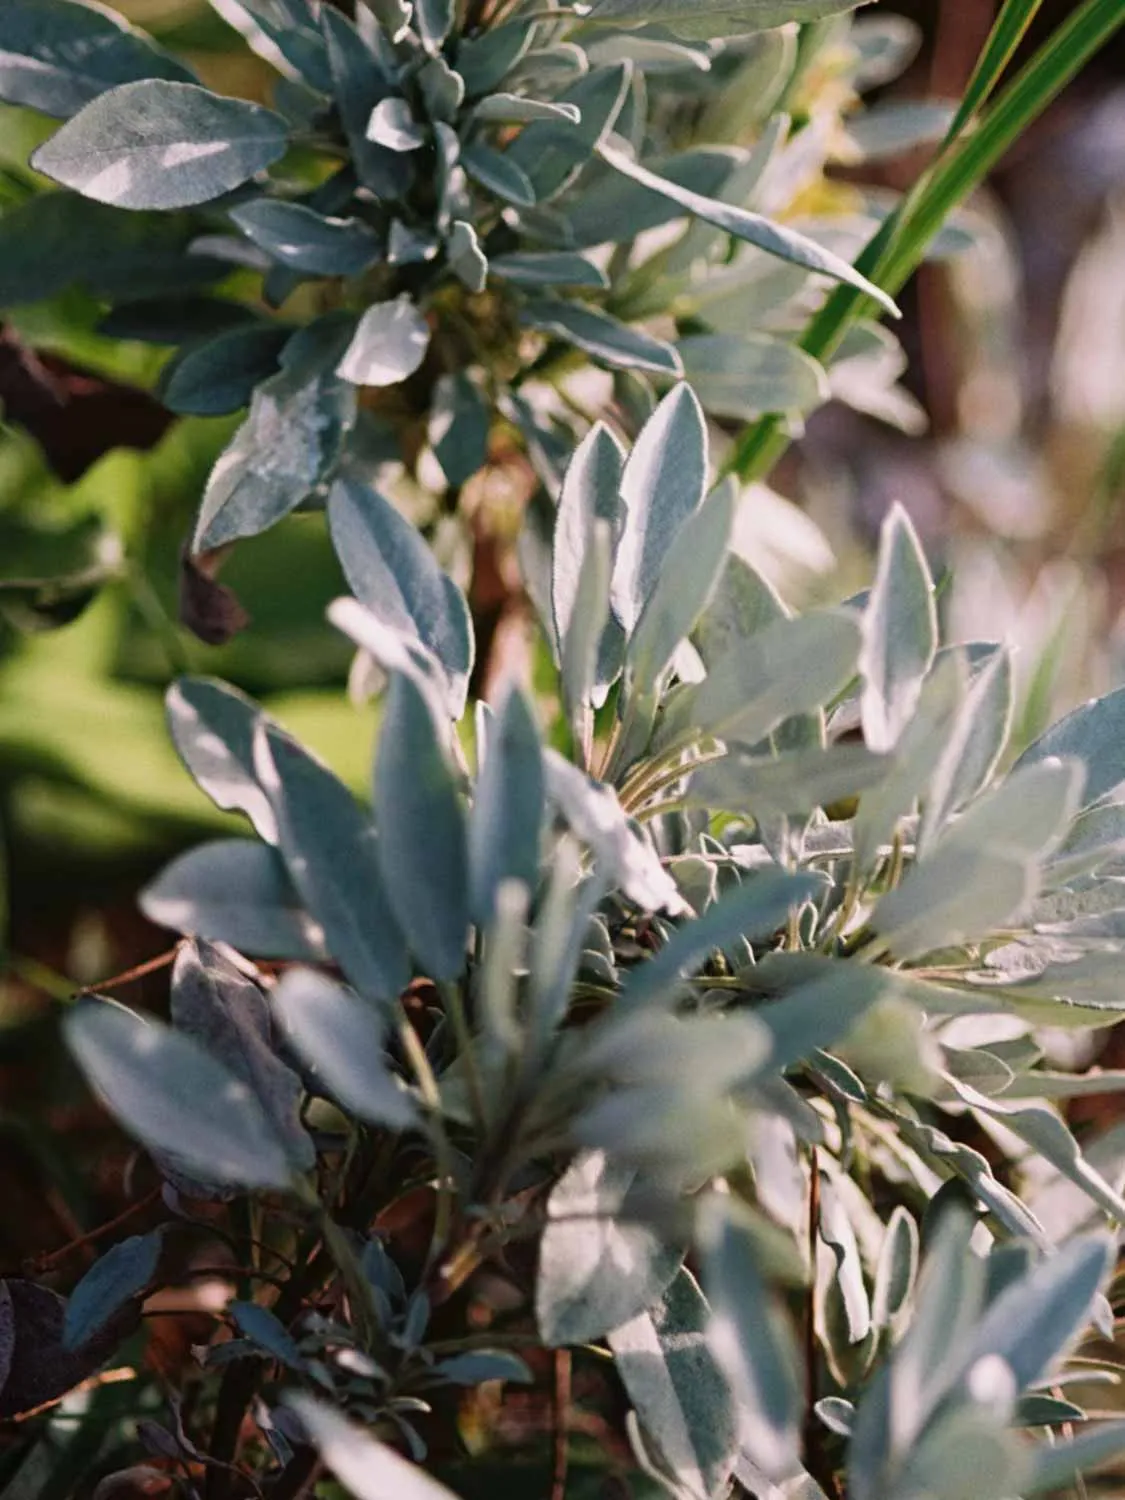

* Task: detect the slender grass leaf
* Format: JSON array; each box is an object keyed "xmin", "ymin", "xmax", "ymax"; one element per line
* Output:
[
  {"xmin": 32, "ymin": 80, "xmax": 289, "ymax": 210},
  {"xmin": 255, "ymin": 723, "xmax": 410, "ymax": 1004},
  {"xmin": 65, "ymin": 1000, "xmax": 296, "ymax": 1191},
  {"xmin": 273, "ymin": 969, "xmax": 418, "ymax": 1129},
  {"xmin": 63, "ymin": 1230, "xmax": 163, "ymax": 1350},
  {"xmin": 609, "ymin": 1268, "xmax": 739, "ymax": 1500},
  {"xmin": 328, "ymin": 473, "xmax": 473, "ymax": 715},
  {"xmin": 537, "ymin": 1150, "xmax": 683, "ymax": 1346},
  {"xmin": 521, "ymin": 297, "xmax": 682, "ymax": 379},
  {"xmin": 140, "ymin": 839, "xmax": 328, "ymax": 961},
  {"xmin": 598, "ymin": 137, "xmax": 898, "ymax": 315},
  {"xmin": 375, "ymin": 674, "xmax": 469, "ymax": 980},
  {"xmin": 859, "ymin": 503, "xmax": 937, "ymax": 753},
  {"xmin": 285, "ymin": 1396, "xmax": 461, "ymax": 1500},
  {"xmin": 0, "ymin": 0, "xmax": 196, "ymax": 119}
]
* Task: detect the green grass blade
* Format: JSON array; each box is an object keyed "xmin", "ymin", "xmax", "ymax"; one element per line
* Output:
[
  {"xmin": 949, "ymin": 0, "xmax": 1047, "ymax": 136},
  {"xmin": 729, "ymin": 0, "xmax": 1125, "ymax": 482}
]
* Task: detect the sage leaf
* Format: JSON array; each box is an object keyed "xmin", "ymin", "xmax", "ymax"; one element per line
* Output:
[
  {"xmin": 521, "ymin": 297, "xmax": 682, "ymax": 379},
  {"xmin": 336, "ymin": 296, "xmax": 432, "ymax": 387},
  {"xmin": 469, "ymin": 683, "xmax": 544, "ymax": 924},
  {"xmin": 63, "ymin": 1230, "xmax": 163, "ymax": 1350},
  {"xmin": 285, "ymin": 1396, "xmax": 461, "ymax": 1500},
  {"xmin": 1014, "ymin": 683, "xmax": 1125, "ymax": 809},
  {"xmin": 859, "ymin": 503, "xmax": 937, "ymax": 753},
  {"xmin": 166, "ymin": 677, "xmax": 278, "ymax": 842},
  {"xmin": 229, "ymin": 199, "xmax": 380, "ymax": 275},
  {"xmin": 32, "ymin": 80, "xmax": 289, "ymax": 210}
]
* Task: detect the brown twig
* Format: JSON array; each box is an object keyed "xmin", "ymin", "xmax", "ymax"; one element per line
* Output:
[
  {"xmin": 27, "ymin": 1186, "xmax": 163, "ymax": 1273},
  {"xmin": 551, "ymin": 1349, "xmax": 572, "ymax": 1500},
  {"xmin": 79, "ymin": 947, "xmax": 180, "ymax": 997}
]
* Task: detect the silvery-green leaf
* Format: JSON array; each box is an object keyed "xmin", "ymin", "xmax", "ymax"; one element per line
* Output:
[
  {"xmin": 337, "ymin": 296, "xmax": 431, "ymax": 387},
  {"xmin": 229, "ymin": 199, "xmax": 380, "ymax": 275},
  {"xmin": 273, "ymin": 969, "xmax": 418, "ymax": 1129},
  {"xmin": 414, "ymin": 0, "xmax": 454, "ymax": 53},
  {"xmin": 418, "ymin": 56, "xmax": 464, "ymax": 121},
  {"xmin": 469, "ymin": 683, "xmax": 544, "ymax": 925},
  {"xmin": 461, "ymin": 141, "xmax": 536, "ymax": 206},
  {"xmin": 620, "ymin": 869, "xmax": 820, "ymax": 1013},
  {"xmin": 255, "ymin": 723, "xmax": 410, "ymax": 1004},
  {"xmin": 753, "ymin": 962, "xmax": 920, "ymax": 1072},
  {"xmin": 817, "ymin": 1171, "xmax": 871, "ymax": 1356},
  {"xmin": 625, "ymin": 482, "xmax": 735, "ymax": 703},
  {"xmin": 566, "ymin": 145, "xmax": 741, "ymax": 248},
  {"xmin": 598, "ymin": 137, "xmax": 898, "ymax": 315},
  {"xmin": 375, "ymin": 674, "xmax": 469, "ymax": 981},
  {"xmin": 446, "ymin": 219, "xmax": 488, "ymax": 292},
  {"xmin": 677, "ymin": 334, "xmax": 829, "ymax": 420},
  {"xmin": 693, "ymin": 553, "xmax": 787, "ymax": 668},
  {"xmin": 698, "ymin": 1197, "xmax": 801, "ymax": 1481},
  {"xmin": 209, "ymin": 0, "xmax": 331, "ymax": 91},
  {"xmin": 0, "ymin": 0, "xmax": 196, "ymax": 119},
  {"xmin": 894, "ymin": 1408, "xmax": 1028, "ymax": 1500},
  {"xmin": 872, "ymin": 845, "xmax": 1033, "ymax": 963},
  {"xmin": 364, "ymin": 0, "xmax": 412, "ymax": 44},
  {"xmin": 853, "ymin": 14, "xmax": 921, "ymax": 90},
  {"xmin": 918, "ymin": 647, "xmax": 1012, "ymax": 855},
  {"xmin": 328, "ymin": 474, "xmax": 473, "ymax": 714},
  {"xmin": 537, "ymin": 1150, "xmax": 683, "ymax": 1345},
  {"xmin": 842, "ymin": 100, "xmax": 958, "ymax": 164},
  {"xmin": 428, "ymin": 371, "xmax": 490, "ymax": 488},
  {"xmin": 470, "ymin": 93, "xmax": 580, "ymax": 124},
  {"xmin": 544, "ymin": 751, "xmax": 687, "ymax": 915},
  {"xmin": 285, "ymin": 1397, "xmax": 460, "ymax": 1500},
  {"xmin": 609, "ymin": 1268, "xmax": 739, "ymax": 1500},
  {"xmin": 871, "ymin": 1206, "xmax": 918, "ymax": 1332},
  {"xmin": 63, "ymin": 1229, "xmax": 163, "ymax": 1350},
  {"xmin": 169, "ymin": 940, "xmax": 315, "ymax": 1176},
  {"xmin": 685, "ymin": 744, "xmax": 890, "ymax": 821},
  {"xmin": 32, "ymin": 80, "xmax": 289, "ymax": 210},
  {"xmin": 230, "ymin": 1300, "xmax": 303, "ymax": 1367},
  {"xmin": 490, "ymin": 251, "xmax": 607, "ymax": 287},
  {"xmin": 166, "ymin": 676, "xmax": 277, "ymax": 841},
  {"xmin": 320, "ymin": 6, "xmax": 409, "ymax": 199},
  {"xmin": 584, "ymin": 0, "xmax": 871, "ymax": 36},
  {"xmin": 328, "ymin": 597, "xmax": 455, "ymax": 726},
  {"xmin": 552, "ymin": 421, "xmax": 625, "ymax": 651},
  {"xmin": 1014, "ymin": 684, "xmax": 1125, "ymax": 810},
  {"xmin": 561, "ymin": 518, "xmax": 613, "ymax": 750},
  {"xmin": 585, "ymin": 31, "xmax": 711, "ymax": 72},
  {"xmin": 612, "ymin": 384, "xmax": 706, "ymax": 635},
  {"xmin": 859, "ymin": 503, "xmax": 937, "ymax": 753},
  {"xmin": 1024, "ymin": 1420, "xmax": 1125, "ymax": 1496},
  {"xmin": 506, "ymin": 64, "xmax": 631, "ymax": 201},
  {"xmin": 676, "ymin": 608, "xmax": 861, "ymax": 751},
  {"xmin": 66, "ymin": 1001, "xmax": 296, "ymax": 1191},
  {"xmin": 457, "ymin": 21, "xmax": 536, "ymax": 98},
  {"xmin": 388, "ymin": 218, "xmax": 440, "ymax": 265},
  {"xmin": 193, "ymin": 315, "xmax": 357, "ymax": 552},
  {"xmin": 521, "ymin": 296, "xmax": 682, "ymax": 379},
  {"xmin": 366, "ymin": 96, "xmax": 427, "ymax": 151},
  {"xmin": 159, "ymin": 323, "xmax": 290, "ymax": 416},
  {"xmin": 140, "ymin": 839, "xmax": 328, "ymax": 961},
  {"xmin": 852, "ymin": 651, "xmax": 965, "ymax": 873}
]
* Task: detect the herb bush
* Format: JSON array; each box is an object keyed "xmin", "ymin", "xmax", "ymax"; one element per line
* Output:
[{"xmin": 6, "ymin": 1, "xmax": 1125, "ymax": 1498}]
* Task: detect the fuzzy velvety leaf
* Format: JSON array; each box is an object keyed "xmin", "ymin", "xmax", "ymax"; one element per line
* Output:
[
  {"xmin": 565, "ymin": 145, "xmax": 742, "ymax": 248},
  {"xmin": 552, "ymin": 421, "xmax": 626, "ymax": 695},
  {"xmin": 435, "ymin": 1351, "xmax": 533, "ymax": 1385},
  {"xmin": 178, "ymin": 551, "xmax": 251, "ymax": 645},
  {"xmin": 507, "ymin": 64, "xmax": 630, "ymax": 200},
  {"xmin": 273, "ymin": 969, "xmax": 418, "ymax": 1129},
  {"xmin": 168, "ymin": 940, "xmax": 315, "ymax": 1177},
  {"xmin": 699, "ymin": 1197, "xmax": 801, "ymax": 1482},
  {"xmin": 375, "ymin": 673, "xmax": 469, "ymax": 980},
  {"xmin": 1025, "ymin": 1421, "xmax": 1125, "ymax": 1496},
  {"xmin": 328, "ymin": 473, "xmax": 473, "ymax": 715},
  {"xmin": 286, "ymin": 1396, "xmax": 461, "ymax": 1500},
  {"xmin": 140, "ymin": 838, "xmax": 328, "ymax": 960},
  {"xmin": 470, "ymin": 93, "xmax": 580, "ymax": 124},
  {"xmin": 255, "ymin": 723, "xmax": 411, "ymax": 1004},
  {"xmin": 469, "ymin": 683, "xmax": 543, "ymax": 925},
  {"xmin": 428, "ymin": 371, "xmax": 491, "ymax": 488},
  {"xmin": 584, "ymin": 0, "xmax": 873, "ymax": 40},
  {"xmin": 159, "ymin": 323, "xmax": 291, "ymax": 416},
  {"xmin": 367, "ymin": 96, "xmax": 427, "ymax": 151},
  {"xmin": 612, "ymin": 384, "xmax": 707, "ymax": 635},
  {"xmin": 461, "ymin": 141, "xmax": 537, "ymax": 206},
  {"xmin": 490, "ymin": 250, "xmax": 607, "ymax": 287},
  {"xmin": 609, "ymin": 1267, "xmax": 739, "ymax": 1500},
  {"xmin": 678, "ymin": 334, "xmax": 829, "ymax": 420},
  {"xmin": 65, "ymin": 1000, "xmax": 297, "ymax": 1190},
  {"xmin": 166, "ymin": 677, "xmax": 278, "ymax": 840},
  {"xmin": 0, "ymin": 0, "xmax": 195, "ymax": 119},
  {"xmin": 319, "ymin": 6, "xmax": 409, "ymax": 199},
  {"xmin": 63, "ymin": 1231, "xmax": 163, "ymax": 1350},
  {"xmin": 918, "ymin": 646, "xmax": 1012, "ymax": 854},
  {"xmin": 457, "ymin": 22, "xmax": 536, "ymax": 98},
  {"xmin": 32, "ymin": 80, "xmax": 289, "ymax": 209},
  {"xmin": 193, "ymin": 315, "xmax": 357, "ymax": 552},
  {"xmin": 229, "ymin": 199, "xmax": 380, "ymax": 275},
  {"xmin": 0, "ymin": 1280, "xmax": 136, "ymax": 1420},
  {"xmin": 1014, "ymin": 684, "xmax": 1125, "ymax": 810},
  {"xmin": 871, "ymin": 1207, "xmax": 918, "ymax": 1331},
  {"xmin": 560, "ymin": 518, "xmax": 613, "ymax": 742},
  {"xmin": 415, "ymin": 0, "xmax": 455, "ymax": 53},
  {"xmin": 537, "ymin": 1151, "xmax": 683, "ymax": 1346},
  {"xmin": 230, "ymin": 1300, "xmax": 304, "ymax": 1367},
  {"xmin": 210, "ymin": 0, "xmax": 332, "ymax": 91},
  {"xmin": 859, "ymin": 503, "xmax": 937, "ymax": 753},
  {"xmin": 446, "ymin": 219, "xmax": 488, "ymax": 293},
  {"xmin": 598, "ymin": 137, "xmax": 897, "ymax": 315},
  {"xmin": 685, "ymin": 744, "xmax": 891, "ymax": 821},
  {"xmin": 520, "ymin": 297, "xmax": 682, "ymax": 379},
  {"xmin": 336, "ymin": 297, "xmax": 431, "ymax": 387}
]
